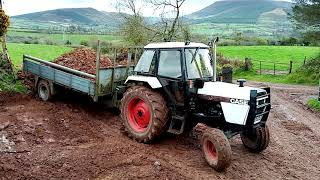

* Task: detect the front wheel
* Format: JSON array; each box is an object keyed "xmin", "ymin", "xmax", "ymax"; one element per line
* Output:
[
  {"xmin": 202, "ymin": 128, "xmax": 232, "ymax": 172},
  {"xmin": 240, "ymin": 125, "xmax": 270, "ymax": 153},
  {"xmin": 120, "ymin": 86, "xmax": 169, "ymax": 143}
]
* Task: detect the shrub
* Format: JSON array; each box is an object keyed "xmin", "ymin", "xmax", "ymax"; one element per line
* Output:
[
  {"xmin": 65, "ymin": 40, "xmax": 72, "ymax": 45},
  {"xmin": 80, "ymin": 40, "xmax": 89, "ymax": 46}
]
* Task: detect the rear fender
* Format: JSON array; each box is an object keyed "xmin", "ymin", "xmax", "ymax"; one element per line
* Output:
[{"xmin": 125, "ymin": 75, "xmax": 162, "ymax": 89}]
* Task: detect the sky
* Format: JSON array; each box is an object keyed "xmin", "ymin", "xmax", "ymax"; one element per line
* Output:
[
  {"xmin": 2, "ymin": 0, "xmax": 215, "ymax": 16},
  {"xmin": 2, "ymin": 0, "xmax": 292, "ymax": 17}
]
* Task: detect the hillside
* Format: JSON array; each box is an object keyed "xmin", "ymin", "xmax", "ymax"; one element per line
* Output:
[
  {"xmin": 13, "ymin": 8, "xmax": 124, "ymax": 26},
  {"xmin": 188, "ymin": 0, "xmax": 292, "ymax": 24}
]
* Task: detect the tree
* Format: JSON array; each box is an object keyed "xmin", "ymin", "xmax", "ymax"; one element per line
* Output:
[
  {"xmin": 0, "ymin": 0, "xmax": 14, "ymax": 76},
  {"xmin": 116, "ymin": 0, "xmax": 152, "ymax": 45},
  {"xmin": 116, "ymin": 0, "xmax": 190, "ymax": 45},
  {"xmin": 149, "ymin": 0, "xmax": 187, "ymax": 41},
  {"xmin": 291, "ymin": 0, "xmax": 320, "ymax": 44}
]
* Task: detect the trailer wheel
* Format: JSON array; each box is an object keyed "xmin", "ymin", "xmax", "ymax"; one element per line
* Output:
[
  {"xmin": 240, "ymin": 125, "xmax": 270, "ymax": 153},
  {"xmin": 202, "ymin": 128, "xmax": 232, "ymax": 172},
  {"xmin": 120, "ymin": 86, "xmax": 168, "ymax": 143},
  {"xmin": 37, "ymin": 80, "xmax": 52, "ymax": 101}
]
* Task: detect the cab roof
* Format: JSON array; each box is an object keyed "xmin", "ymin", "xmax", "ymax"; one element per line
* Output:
[{"xmin": 144, "ymin": 42, "xmax": 209, "ymax": 49}]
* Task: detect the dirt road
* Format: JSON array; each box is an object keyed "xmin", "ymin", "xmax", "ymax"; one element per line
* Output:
[{"xmin": 0, "ymin": 82, "xmax": 319, "ymax": 180}]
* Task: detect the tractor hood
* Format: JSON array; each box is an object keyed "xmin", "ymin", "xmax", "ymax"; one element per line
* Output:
[{"xmin": 197, "ymin": 82, "xmax": 266, "ymax": 101}]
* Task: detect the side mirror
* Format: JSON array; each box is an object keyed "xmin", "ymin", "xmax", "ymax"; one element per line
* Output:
[{"xmin": 195, "ymin": 79, "xmax": 205, "ymax": 89}]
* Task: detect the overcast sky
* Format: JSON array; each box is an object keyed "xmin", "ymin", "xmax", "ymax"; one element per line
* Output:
[{"xmin": 2, "ymin": 0, "xmax": 292, "ymax": 17}]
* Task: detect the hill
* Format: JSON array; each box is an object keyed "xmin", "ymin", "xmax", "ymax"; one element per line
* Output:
[
  {"xmin": 188, "ymin": 0, "xmax": 292, "ymax": 24},
  {"xmin": 12, "ymin": 8, "xmax": 124, "ymax": 26}
]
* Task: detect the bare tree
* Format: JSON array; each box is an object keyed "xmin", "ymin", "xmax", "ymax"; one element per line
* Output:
[
  {"xmin": 149, "ymin": 0, "xmax": 187, "ymax": 41},
  {"xmin": 115, "ymin": 0, "xmax": 140, "ymax": 16},
  {"xmin": 116, "ymin": 0, "xmax": 154, "ymax": 45}
]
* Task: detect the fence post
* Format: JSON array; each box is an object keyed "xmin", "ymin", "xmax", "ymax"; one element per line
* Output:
[
  {"xmin": 274, "ymin": 63, "xmax": 276, "ymax": 75},
  {"xmin": 318, "ymin": 80, "xmax": 320, "ymax": 101},
  {"xmin": 304, "ymin": 56, "xmax": 306, "ymax": 65},
  {"xmin": 289, "ymin": 61, "xmax": 293, "ymax": 74},
  {"xmin": 260, "ymin": 61, "xmax": 262, "ymax": 75}
]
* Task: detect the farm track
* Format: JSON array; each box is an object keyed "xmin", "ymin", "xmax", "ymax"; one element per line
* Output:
[{"xmin": 0, "ymin": 82, "xmax": 319, "ymax": 179}]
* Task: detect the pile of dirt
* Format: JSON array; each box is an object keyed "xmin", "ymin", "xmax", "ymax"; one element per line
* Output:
[{"xmin": 53, "ymin": 48, "xmax": 113, "ymax": 75}]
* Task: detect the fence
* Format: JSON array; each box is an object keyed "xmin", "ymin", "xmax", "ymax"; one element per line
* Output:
[
  {"xmin": 256, "ymin": 60, "xmax": 294, "ymax": 75},
  {"xmin": 252, "ymin": 56, "xmax": 310, "ymax": 75}
]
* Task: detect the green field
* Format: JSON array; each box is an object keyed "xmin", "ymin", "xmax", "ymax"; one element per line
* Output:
[
  {"xmin": 8, "ymin": 43, "xmax": 73, "ymax": 68},
  {"xmin": 219, "ymin": 46, "xmax": 320, "ymax": 71},
  {"xmin": 8, "ymin": 30, "xmax": 122, "ymax": 45}
]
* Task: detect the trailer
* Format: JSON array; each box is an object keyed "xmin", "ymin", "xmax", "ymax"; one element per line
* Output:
[{"xmin": 23, "ymin": 47, "xmax": 135, "ymax": 106}]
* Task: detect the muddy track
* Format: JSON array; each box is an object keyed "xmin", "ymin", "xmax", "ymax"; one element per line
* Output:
[{"xmin": 0, "ymin": 82, "xmax": 319, "ymax": 179}]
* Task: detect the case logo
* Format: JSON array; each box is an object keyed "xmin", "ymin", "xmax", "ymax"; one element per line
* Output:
[{"xmin": 230, "ymin": 98, "xmax": 249, "ymax": 105}]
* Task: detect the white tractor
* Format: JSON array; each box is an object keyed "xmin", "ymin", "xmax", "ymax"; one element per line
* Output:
[{"xmin": 120, "ymin": 40, "xmax": 271, "ymax": 171}]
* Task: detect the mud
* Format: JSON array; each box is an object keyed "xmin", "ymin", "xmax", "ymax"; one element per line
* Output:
[{"xmin": 0, "ymin": 82, "xmax": 319, "ymax": 179}]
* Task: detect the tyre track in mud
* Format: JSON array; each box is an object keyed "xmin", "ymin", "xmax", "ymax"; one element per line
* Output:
[{"xmin": 0, "ymin": 82, "xmax": 320, "ymax": 179}]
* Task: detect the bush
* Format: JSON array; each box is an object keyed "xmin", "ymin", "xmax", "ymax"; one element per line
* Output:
[
  {"xmin": 80, "ymin": 40, "xmax": 89, "ymax": 46},
  {"xmin": 65, "ymin": 40, "xmax": 72, "ymax": 45},
  {"xmin": 217, "ymin": 53, "xmax": 252, "ymax": 70}
]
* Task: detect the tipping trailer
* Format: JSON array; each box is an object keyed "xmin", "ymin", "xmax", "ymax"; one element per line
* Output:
[
  {"xmin": 23, "ymin": 39, "xmax": 271, "ymax": 172},
  {"xmin": 23, "ymin": 48, "xmax": 135, "ymax": 106}
]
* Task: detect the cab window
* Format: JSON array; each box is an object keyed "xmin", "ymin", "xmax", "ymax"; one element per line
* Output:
[
  {"xmin": 134, "ymin": 50, "xmax": 156, "ymax": 74},
  {"xmin": 158, "ymin": 50, "xmax": 181, "ymax": 79}
]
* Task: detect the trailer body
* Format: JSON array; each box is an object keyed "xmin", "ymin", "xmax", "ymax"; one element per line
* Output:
[{"xmin": 23, "ymin": 54, "xmax": 134, "ymax": 104}]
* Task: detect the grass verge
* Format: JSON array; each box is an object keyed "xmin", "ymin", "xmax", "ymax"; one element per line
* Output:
[
  {"xmin": 0, "ymin": 74, "xmax": 27, "ymax": 93},
  {"xmin": 307, "ymin": 98, "xmax": 320, "ymax": 111},
  {"xmin": 234, "ymin": 70, "xmax": 319, "ymax": 85}
]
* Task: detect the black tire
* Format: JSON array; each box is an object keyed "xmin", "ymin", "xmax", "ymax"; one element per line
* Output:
[
  {"xmin": 202, "ymin": 128, "xmax": 232, "ymax": 172},
  {"xmin": 120, "ymin": 86, "xmax": 169, "ymax": 143},
  {"xmin": 240, "ymin": 125, "xmax": 270, "ymax": 153},
  {"xmin": 37, "ymin": 80, "xmax": 52, "ymax": 101}
]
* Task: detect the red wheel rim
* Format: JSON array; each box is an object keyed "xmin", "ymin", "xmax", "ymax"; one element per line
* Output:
[
  {"xmin": 127, "ymin": 97, "xmax": 151, "ymax": 132},
  {"xmin": 205, "ymin": 140, "xmax": 217, "ymax": 161}
]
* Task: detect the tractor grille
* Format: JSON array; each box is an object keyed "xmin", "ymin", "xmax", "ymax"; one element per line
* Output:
[{"xmin": 254, "ymin": 92, "xmax": 271, "ymax": 124}]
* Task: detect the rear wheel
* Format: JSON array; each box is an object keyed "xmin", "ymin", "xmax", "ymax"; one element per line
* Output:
[
  {"xmin": 120, "ymin": 86, "xmax": 169, "ymax": 143},
  {"xmin": 240, "ymin": 125, "xmax": 270, "ymax": 153},
  {"xmin": 202, "ymin": 128, "xmax": 232, "ymax": 172},
  {"xmin": 37, "ymin": 80, "xmax": 52, "ymax": 101}
]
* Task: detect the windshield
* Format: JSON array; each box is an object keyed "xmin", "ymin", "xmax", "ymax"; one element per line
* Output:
[{"xmin": 185, "ymin": 48, "xmax": 213, "ymax": 79}]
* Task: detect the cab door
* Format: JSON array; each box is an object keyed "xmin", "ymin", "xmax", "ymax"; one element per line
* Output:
[{"xmin": 156, "ymin": 49, "xmax": 185, "ymax": 105}]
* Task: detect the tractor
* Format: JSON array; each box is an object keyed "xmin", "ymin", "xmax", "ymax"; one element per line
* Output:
[{"xmin": 120, "ymin": 40, "xmax": 271, "ymax": 171}]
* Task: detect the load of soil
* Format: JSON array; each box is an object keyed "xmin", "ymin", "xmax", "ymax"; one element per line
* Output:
[{"xmin": 53, "ymin": 48, "xmax": 113, "ymax": 75}]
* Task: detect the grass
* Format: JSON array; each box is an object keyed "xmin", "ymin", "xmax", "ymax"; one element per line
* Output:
[
  {"xmin": 8, "ymin": 30, "xmax": 122, "ymax": 45},
  {"xmin": 8, "ymin": 43, "xmax": 73, "ymax": 68},
  {"xmin": 0, "ymin": 74, "xmax": 27, "ymax": 93},
  {"xmin": 219, "ymin": 46, "xmax": 320, "ymax": 71},
  {"xmin": 234, "ymin": 69, "xmax": 319, "ymax": 85},
  {"xmin": 307, "ymin": 98, "xmax": 320, "ymax": 111}
]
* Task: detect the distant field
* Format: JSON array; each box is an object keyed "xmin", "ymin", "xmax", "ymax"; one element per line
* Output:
[
  {"xmin": 8, "ymin": 30, "xmax": 122, "ymax": 45},
  {"xmin": 219, "ymin": 46, "xmax": 320, "ymax": 70},
  {"xmin": 8, "ymin": 43, "xmax": 320, "ymax": 72},
  {"xmin": 8, "ymin": 43, "xmax": 73, "ymax": 68}
]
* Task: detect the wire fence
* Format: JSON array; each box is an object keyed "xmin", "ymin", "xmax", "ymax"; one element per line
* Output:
[{"xmin": 251, "ymin": 57, "xmax": 308, "ymax": 75}]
